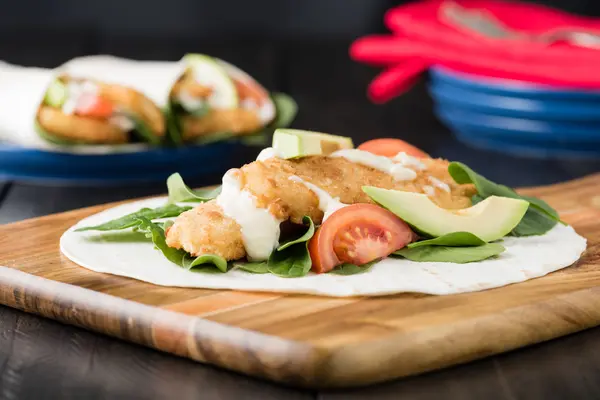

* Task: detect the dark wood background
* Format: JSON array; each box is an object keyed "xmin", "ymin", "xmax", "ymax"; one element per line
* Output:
[{"xmin": 1, "ymin": 0, "xmax": 600, "ymax": 398}]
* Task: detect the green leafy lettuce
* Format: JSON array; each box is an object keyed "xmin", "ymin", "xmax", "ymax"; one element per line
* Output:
[
  {"xmin": 394, "ymin": 243, "xmax": 505, "ymax": 263},
  {"xmin": 329, "ymin": 260, "xmax": 377, "ymax": 275},
  {"xmin": 134, "ymin": 217, "xmax": 227, "ymax": 273},
  {"xmin": 234, "ymin": 262, "xmax": 269, "ymax": 274},
  {"xmin": 267, "ymin": 216, "xmax": 315, "ymax": 277},
  {"xmin": 75, "ymin": 204, "xmax": 192, "ymax": 232},
  {"xmin": 408, "ymin": 232, "xmax": 487, "ymax": 248},
  {"xmin": 166, "ymin": 173, "xmax": 221, "ymax": 203},
  {"xmin": 448, "ymin": 162, "xmax": 561, "ymax": 236}
]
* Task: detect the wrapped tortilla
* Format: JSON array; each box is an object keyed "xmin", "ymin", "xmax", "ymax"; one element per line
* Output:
[
  {"xmin": 63, "ymin": 54, "xmax": 297, "ymax": 145},
  {"xmin": 37, "ymin": 57, "xmax": 169, "ymax": 146},
  {"xmin": 0, "ymin": 62, "xmax": 55, "ymax": 147}
]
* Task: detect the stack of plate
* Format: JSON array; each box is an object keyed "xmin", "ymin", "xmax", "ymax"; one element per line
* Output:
[{"xmin": 429, "ymin": 66, "xmax": 600, "ymax": 159}]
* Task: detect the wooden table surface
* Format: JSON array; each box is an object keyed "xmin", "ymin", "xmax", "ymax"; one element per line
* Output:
[{"xmin": 2, "ymin": 39, "xmax": 600, "ymax": 399}]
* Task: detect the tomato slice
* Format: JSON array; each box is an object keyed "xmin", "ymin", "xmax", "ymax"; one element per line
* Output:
[
  {"xmin": 75, "ymin": 93, "xmax": 114, "ymax": 119},
  {"xmin": 357, "ymin": 138, "xmax": 429, "ymax": 158},
  {"xmin": 233, "ymin": 78, "xmax": 269, "ymax": 107},
  {"xmin": 308, "ymin": 204, "xmax": 415, "ymax": 273}
]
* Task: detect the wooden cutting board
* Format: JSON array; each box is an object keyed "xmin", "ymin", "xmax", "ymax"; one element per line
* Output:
[{"xmin": 0, "ymin": 174, "xmax": 600, "ymax": 389}]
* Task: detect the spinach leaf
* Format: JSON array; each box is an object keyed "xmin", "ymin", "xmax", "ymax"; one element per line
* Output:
[
  {"xmin": 408, "ymin": 232, "xmax": 486, "ymax": 248},
  {"xmin": 267, "ymin": 216, "xmax": 314, "ymax": 278},
  {"xmin": 76, "ymin": 204, "xmax": 192, "ymax": 232},
  {"xmin": 134, "ymin": 217, "xmax": 191, "ymax": 266},
  {"xmin": 394, "ymin": 243, "xmax": 505, "ymax": 263},
  {"xmin": 235, "ymin": 262, "xmax": 269, "ymax": 274},
  {"xmin": 188, "ymin": 254, "xmax": 228, "ymax": 273},
  {"xmin": 134, "ymin": 217, "xmax": 227, "ymax": 272},
  {"xmin": 268, "ymin": 244, "xmax": 312, "ymax": 277},
  {"xmin": 277, "ymin": 216, "xmax": 315, "ymax": 251},
  {"xmin": 448, "ymin": 162, "xmax": 560, "ymax": 236},
  {"xmin": 329, "ymin": 260, "xmax": 377, "ymax": 275},
  {"xmin": 166, "ymin": 173, "xmax": 221, "ymax": 203}
]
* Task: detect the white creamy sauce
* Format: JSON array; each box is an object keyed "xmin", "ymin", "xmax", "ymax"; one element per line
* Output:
[
  {"xmin": 289, "ymin": 176, "xmax": 348, "ymax": 221},
  {"xmin": 192, "ymin": 64, "xmax": 233, "ymax": 109},
  {"xmin": 257, "ymin": 101, "xmax": 276, "ymax": 124},
  {"xmin": 331, "ymin": 149, "xmax": 417, "ymax": 181},
  {"xmin": 216, "ymin": 170, "xmax": 282, "ymax": 261},
  {"xmin": 256, "ymin": 147, "xmax": 281, "ymax": 162},
  {"xmin": 218, "ymin": 59, "xmax": 276, "ymax": 125},
  {"xmin": 393, "ymin": 152, "xmax": 427, "ymax": 170},
  {"xmin": 422, "ymin": 185, "xmax": 436, "ymax": 197},
  {"xmin": 428, "ymin": 176, "xmax": 451, "ymax": 192},
  {"xmin": 62, "ymin": 81, "xmax": 99, "ymax": 115}
]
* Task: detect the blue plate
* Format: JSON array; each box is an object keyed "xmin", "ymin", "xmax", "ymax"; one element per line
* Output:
[
  {"xmin": 430, "ymin": 66, "xmax": 600, "ymax": 100},
  {"xmin": 430, "ymin": 83, "xmax": 600, "ymax": 121},
  {"xmin": 433, "ymin": 107, "xmax": 600, "ymax": 159},
  {"xmin": 433, "ymin": 105, "xmax": 600, "ymax": 143},
  {"xmin": 452, "ymin": 130, "xmax": 600, "ymax": 159},
  {"xmin": 0, "ymin": 141, "xmax": 244, "ymax": 185}
]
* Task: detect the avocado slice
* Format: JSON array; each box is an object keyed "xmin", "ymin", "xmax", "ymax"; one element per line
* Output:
[
  {"xmin": 44, "ymin": 79, "xmax": 68, "ymax": 108},
  {"xmin": 272, "ymin": 129, "xmax": 354, "ymax": 159},
  {"xmin": 363, "ymin": 187, "xmax": 529, "ymax": 242}
]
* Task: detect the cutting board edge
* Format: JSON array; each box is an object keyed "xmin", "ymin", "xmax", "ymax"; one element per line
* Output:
[
  {"xmin": 319, "ymin": 283, "xmax": 600, "ymax": 387},
  {"xmin": 0, "ymin": 265, "xmax": 330, "ymax": 388},
  {"xmin": 3, "ymin": 259, "xmax": 600, "ymax": 389}
]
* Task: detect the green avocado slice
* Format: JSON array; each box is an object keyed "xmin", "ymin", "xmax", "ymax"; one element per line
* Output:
[
  {"xmin": 272, "ymin": 129, "xmax": 354, "ymax": 159},
  {"xmin": 43, "ymin": 79, "xmax": 68, "ymax": 108},
  {"xmin": 363, "ymin": 187, "xmax": 529, "ymax": 242}
]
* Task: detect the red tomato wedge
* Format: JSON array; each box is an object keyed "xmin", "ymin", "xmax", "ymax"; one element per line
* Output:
[
  {"xmin": 308, "ymin": 204, "xmax": 415, "ymax": 273},
  {"xmin": 233, "ymin": 78, "xmax": 269, "ymax": 107},
  {"xmin": 357, "ymin": 138, "xmax": 429, "ymax": 158},
  {"xmin": 75, "ymin": 93, "xmax": 115, "ymax": 119}
]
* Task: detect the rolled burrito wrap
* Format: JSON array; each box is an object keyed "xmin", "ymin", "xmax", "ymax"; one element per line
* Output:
[
  {"xmin": 167, "ymin": 54, "xmax": 278, "ymax": 144},
  {"xmin": 46, "ymin": 56, "xmax": 174, "ymax": 146},
  {"xmin": 63, "ymin": 54, "xmax": 296, "ymax": 145}
]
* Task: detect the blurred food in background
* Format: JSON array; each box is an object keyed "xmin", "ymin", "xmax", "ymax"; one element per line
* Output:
[
  {"xmin": 351, "ymin": 0, "xmax": 600, "ymax": 159},
  {"xmin": 0, "ymin": 54, "xmax": 296, "ymax": 153}
]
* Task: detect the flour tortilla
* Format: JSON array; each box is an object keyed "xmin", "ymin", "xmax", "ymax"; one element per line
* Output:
[
  {"xmin": 0, "ymin": 60, "xmax": 150, "ymax": 154},
  {"xmin": 60, "ymin": 55, "xmax": 184, "ymax": 110},
  {"xmin": 60, "ymin": 197, "xmax": 587, "ymax": 297}
]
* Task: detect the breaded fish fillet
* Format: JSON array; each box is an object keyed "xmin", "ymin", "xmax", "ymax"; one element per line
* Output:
[
  {"xmin": 37, "ymin": 106, "xmax": 128, "ymax": 144},
  {"xmin": 165, "ymin": 155, "xmax": 476, "ymax": 260}
]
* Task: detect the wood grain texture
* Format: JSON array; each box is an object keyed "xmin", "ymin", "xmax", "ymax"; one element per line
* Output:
[{"xmin": 0, "ymin": 174, "xmax": 599, "ymax": 388}]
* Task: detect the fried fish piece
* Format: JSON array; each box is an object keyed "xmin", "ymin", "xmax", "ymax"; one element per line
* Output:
[
  {"xmin": 37, "ymin": 106, "xmax": 128, "ymax": 144},
  {"xmin": 171, "ymin": 70, "xmax": 264, "ymax": 140},
  {"xmin": 165, "ymin": 156, "xmax": 476, "ymax": 259},
  {"xmin": 98, "ymin": 83, "xmax": 166, "ymax": 136},
  {"xmin": 180, "ymin": 109, "xmax": 261, "ymax": 140}
]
